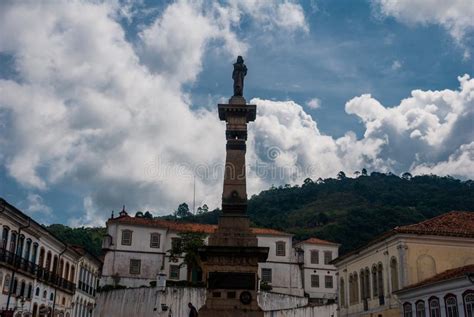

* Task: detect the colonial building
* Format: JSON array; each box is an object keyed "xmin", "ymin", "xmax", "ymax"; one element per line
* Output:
[
  {"xmin": 0, "ymin": 198, "xmax": 102, "ymax": 317},
  {"xmin": 332, "ymin": 211, "xmax": 474, "ymax": 317},
  {"xmin": 100, "ymin": 208, "xmax": 339, "ymax": 301},
  {"xmin": 395, "ymin": 265, "xmax": 474, "ymax": 317}
]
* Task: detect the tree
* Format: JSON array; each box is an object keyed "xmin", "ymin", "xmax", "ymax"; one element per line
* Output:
[
  {"xmin": 168, "ymin": 232, "xmax": 206, "ymax": 282},
  {"xmin": 176, "ymin": 203, "xmax": 191, "ymax": 218},
  {"xmin": 354, "ymin": 171, "xmax": 361, "ymax": 177},
  {"xmin": 361, "ymin": 168, "xmax": 368, "ymax": 176},
  {"xmin": 143, "ymin": 211, "xmax": 153, "ymax": 219},
  {"xmin": 402, "ymin": 172, "xmax": 413, "ymax": 180},
  {"xmin": 317, "ymin": 212, "xmax": 329, "ymax": 225},
  {"xmin": 337, "ymin": 171, "xmax": 347, "ymax": 180},
  {"xmin": 135, "ymin": 211, "xmax": 144, "ymax": 218}
]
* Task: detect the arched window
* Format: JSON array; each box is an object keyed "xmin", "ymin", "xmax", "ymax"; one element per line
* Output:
[
  {"xmin": 3, "ymin": 274, "xmax": 11, "ymax": 293},
  {"xmin": 70, "ymin": 265, "xmax": 76, "ymax": 282},
  {"xmin": 463, "ymin": 291, "xmax": 473, "ymax": 317},
  {"xmin": 12, "ymin": 278, "xmax": 18, "ymax": 295},
  {"xmin": 445, "ymin": 294, "xmax": 459, "ymax": 317},
  {"xmin": 349, "ymin": 274, "xmax": 353, "ymax": 304},
  {"xmin": 377, "ymin": 262, "xmax": 384, "ymax": 297},
  {"xmin": 38, "ymin": 247, "xmax": 45, "ymax": 267},
  {"xmin": 390, "ymin": 257, "xmax": 399, "ymax": 292},
  {"xmin": 27, "ymin": 282, "xmax": 33, "ymax": 299},
  {"xmin": 340, "ymin": 277, "xmax": 346, "ymax": 307},
  {"xmin": 354, "ymin": 272, "xmax": 359, "ymax": 303},
  {"xmin": 121, "ymin": 230, "xmax": 132, "ymax": 246},
  {"xmin": 52, "ymin": 255, "xmax": 58, "ymax": 274},
  {"xmin": 429, "ymin": 297, "xmax": 441, "ymax": 317},
  {"xmin": 25, "ymin": 238, "xmax": 32, "ymax": 261},
  {"xmin": 9, "ymin": 231, "xmax": 17, "ymax": 253},
  {"xmin": 0, "ymin": 271, "xmax": 3, "ymax": 288},
  {"xmin": 62, "ymin": 296, "xmax": 66, "ymax": 305},
  {"xmin": 404, "ymin": 302, "xmax": 413, "ymax": 317},
  {"xmin": 2, "ymin": 226, "xmax": 10, "ymax": 249},
  {"xmin": 372, "ymin": 265, "xmax": 378, "ymax": 297},
  {"xmin": 365, "ymin": 267, "xmax": 370, "ymax": 299},
  {"xmin": 275, "ymin": 241, "xmax": 286, "ymax": 257},
  {"xmin": 360, "ymin": 270, "xmax": 365, "ymax": 299},
  {"xmin": 36, "ymin": 287, "xmax": 40, "ymax": 297},
  {"xmin": 32, "ymin": 302, "xmax": 38, "ymax": 317},
  {"xmin": 42, "ymin": 290, "xmax": 47, "ymax": 299},
  {"xmin": 32, "ymin": 243, "xmax": 39, "ymax": 264},
  {"xmin": 16, "ymin": 234, "xmax": 25, "ymax": 257},
  {"xmin": 65, "ymin": 262, "xmax": 70, "ymax": 282},
  {"xmin": 19, "ymin": 280, "xmax": 26, "ymax": 297},
  {"xmin": 50, "ymin": 292, "xmax": 54, "ymax": 301},
  {"xmin": 45, "ymin": 251, "xmax": 52, "ymax": 271},
  {"xmin": 416, "ymin": 300, "xmax": 426, "ymax": 317},
  {"xmin": 59, "ymin": 259, "xmax": 64, "ymax": 278}
]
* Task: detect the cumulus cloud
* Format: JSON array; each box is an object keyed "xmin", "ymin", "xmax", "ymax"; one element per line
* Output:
[
  {"xmin": 372, "ymin": 0, "xmax": 474, "ymax": 58},
  {"xmin": 0, "ymin": 0, "xmax": 308, "ymax": 226}
]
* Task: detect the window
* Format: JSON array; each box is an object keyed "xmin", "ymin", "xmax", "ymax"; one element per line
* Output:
[
  {"xmin": 27, "ymin": 283, "xmax": 33, "ymax": 299},
  {"xmin": 404, "ymin": 303, "xmax": 413, "ymax": 317},
  {"xmin": 311, "ymin": 274, "xmax": 319, "ymax": 288},
  {"xmin": 50, "ymin": 292, "xmax": 54, "ymax": 301},
  {"xmin": 121, "ymin": 230, "xmax": 132, "ymax": 246},
  {"xmin": 354, "ymin": 272, "xmax": 359, "ymax": 303},
  {"xmin": 340, "ymin": 278, "xmax": 346, "ymax": 307},
  {"xmin": 9, "ymin": 231, "xmax": 17, "ymax": 253},
  {"xmin": 170, "ymin": 265, "xmax": 180, "ymax": 280},
  {"xmin": 3, "ymin": 274, "xmax": 11, "ymax": 293},
  {"xmin": 324, "ymin": 251, "xmax": 332, "ymax": 264},
  {"xmin": 43, "ymin": 290, "xmax": 47, "ymax": 299},
  {"xmin": 372, "ymin": 266, "xmax": 378, "ymax": 297},
  {"xmin": 325, "ymin": 275, "xmax": 333, "ymax": 288},
  {"xmin": 261, "ymin": 268, "xmax": 272, "ymax": 283},
  {"xmin": 2, "ymin": 226, "xmax": 9, "ymax": 249},
  {"xmin": 445, "ymin": 295, "xmax": 459, "ymax": 317},
  {"xmin": 416, "ymin": 301, "xmax": 426, "ymax": 317},
  {"xmin": 391, "ymin": 257, "xmax": 399, "ymax": 292},
  {"xmin": 310, "ymin": 250, "xmax": 319, "ymax": 264},
  {"xmin": 465, "ymin": 292, "xmax": 474, "ymax": 317},
  {"xmin": 35, "ymin": 287, "xmax": 40, "ymax": 297},
  {"xmin": 150, "ymin": 233, "xmax": 161, "ymax": 248},
  {"xmin": 275, "ymin": 241, "xmax": 286, "ymax": 257},
  {"xmin": 129, "ymin": 259, "xmax": 141, "ymax": 275},
  {"xmin": 429, "ymin": 298, "xmax": 441, "ymax": 317},
  {"xmin": 377, "ymin": 263, "xmax": 384, "ymax": 297}
]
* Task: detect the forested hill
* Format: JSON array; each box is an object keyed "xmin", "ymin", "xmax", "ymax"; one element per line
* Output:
[
  {"xmin": 185, "ymin": 173, "xmax": 474, "ymax": 254},
  {"xmin": 47, "ymin": 173, "xmax": 474, "ymax": 256}
]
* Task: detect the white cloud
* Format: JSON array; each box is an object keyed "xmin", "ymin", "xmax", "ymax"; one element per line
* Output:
[
  {"xmin": 0, "ymin": 0, "xmax": 308, "ymax": 226},
  {"xmin": 372, "ymin": 0, "xmax": 474, "ymax": 58},
  {"xmin": 25, "ymin": 193, "xmax": 52, "ymax": 215},
  {"xmin": 306, "ymin": 98, "xmax": 321, "ymax": 109}
]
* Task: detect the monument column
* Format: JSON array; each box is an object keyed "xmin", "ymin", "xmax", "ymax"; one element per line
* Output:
[{"xmin": 199, "ymin": 57, "xmax": 269, "ymax": 317}]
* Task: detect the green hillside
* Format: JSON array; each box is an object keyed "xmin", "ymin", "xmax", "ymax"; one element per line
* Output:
[{"xmin": 48, "ymin": 173, "xmax": 474, "ymax": 256}]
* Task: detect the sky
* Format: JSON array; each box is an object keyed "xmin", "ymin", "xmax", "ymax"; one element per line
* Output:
[{"xmin": 0, "ymin": 0, "xmax": 473, "ymax": 226}]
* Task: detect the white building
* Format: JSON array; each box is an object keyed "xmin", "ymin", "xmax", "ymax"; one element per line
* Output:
[
  {"xmin": 395, "ymin": 265, "xmax": 474, "ymax": 317},
  {"xmin": 0, "ymin": 198, "xmax": 102, "ymax": 317},
  {"xmin": 100, "ymin": 208, "xmax": 340, "ymax": 300}
]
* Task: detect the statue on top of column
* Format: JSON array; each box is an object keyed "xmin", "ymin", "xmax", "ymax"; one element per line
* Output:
[{"xmin": 232, "ymin": 56, "xmax": 247, "ymax": 97}]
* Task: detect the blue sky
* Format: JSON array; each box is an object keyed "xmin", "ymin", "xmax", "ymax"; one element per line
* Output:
[{"xmin": 0, "ymin": 0, "xmax": 473, "ymax": 226}]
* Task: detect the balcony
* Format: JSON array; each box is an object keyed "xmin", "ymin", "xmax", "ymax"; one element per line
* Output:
[{"xmin": 0, "ymin": 248, "xmax": 76, "ymax": 294}]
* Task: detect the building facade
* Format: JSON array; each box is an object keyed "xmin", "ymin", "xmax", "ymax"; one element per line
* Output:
[
  {"xmin": 395, "ymin": 265, "xmax": 474, "ymax": 317},
  {"xmin": 100, "ymin": 209, "xmax": 339, "ymax": 300},
  {"xmin": 333, "ymin": 212, "xmax": 474, "ymax": 317},
  {"xmin": 0, "ymin": 198, "xmax": 102, "ymax": 317}
]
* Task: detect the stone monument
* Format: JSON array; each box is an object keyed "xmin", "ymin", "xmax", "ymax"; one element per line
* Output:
[{"xmin": 198, "ymin": 57, "xmax": 269, "ymax": 317}]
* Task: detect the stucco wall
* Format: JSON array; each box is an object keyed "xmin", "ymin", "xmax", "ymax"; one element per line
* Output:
[
  {"xmin": 93, "ymin": 287, "xmax": 206, "ymax": 317},
  {"xmin": 263, "ymin": 303, "xmax": 338, "ymax": 317},
  {"xmin": 258, "ymin": 292, "xmax": 308, "ymax": 311}
]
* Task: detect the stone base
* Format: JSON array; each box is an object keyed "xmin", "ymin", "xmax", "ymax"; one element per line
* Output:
[
  {"xmin": 209, "ymin": 214, "xmax": 257, "ymax": 247},
  {"xmin": 198, "ymin": 306, "xmax": 264, "ymax": 317}
]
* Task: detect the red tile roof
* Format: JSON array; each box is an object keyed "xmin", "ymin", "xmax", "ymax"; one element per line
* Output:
[
  {"xmin": 333, "ymin": 211, "xmax": 474, "ymax": 264},
  {"xmin": 297, "ymin": 237, "xmax": 339, "ymax": 246},
  {"xmin": 107, "ymin": 215, "xmax": 291, "ymax": 236},
  {"xmin": 393, "ymin": 211, "xmax": 474, "ymax": 238},
  {"xmin": 397, "ymin": 265, "xmax": 474, "ymax": 293}
]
